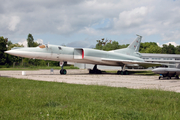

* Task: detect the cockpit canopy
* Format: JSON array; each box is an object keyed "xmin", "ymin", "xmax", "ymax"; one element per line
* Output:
[{"xmin": 39, "ymin": 44, "xmax": 48, "ymax": 48}]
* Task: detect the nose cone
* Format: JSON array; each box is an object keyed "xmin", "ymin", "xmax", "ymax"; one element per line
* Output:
[
  {"xmin": 152, "ymin": 68, "xmax": 164, "ymax": 74},
  {"xmin": 5, "ymin": 48, "xmax": 39, "ymax": 59},
  {"xmin": 5, "ymin": 50, "xmax": 21, "ymax": 56},
  {"xmin": 152, "ymin": 68, "xmax": 159, "ymax": 73}
]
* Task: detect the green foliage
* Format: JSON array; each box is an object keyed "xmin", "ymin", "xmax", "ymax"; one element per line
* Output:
[
  {"xmin": 27, "ymin": 33, "xmax": 40, "ymax": 47},
  {"xmin": 95, "ymin": 39, "xmax": 128, "ymax": 51},
  {"xmin": 175, "ymin": 46, "xmax": 180, "ymax": 54},
  {"xmin": 0, "ymin": 37, "xmax": 8, "ymax": 65},
  {"xmin": 0, "ymin": 77, "xmax": 180, "ymax": 119},
  {"xmin": 27, "ymin": 33, "xmax": 34, "ymax": 47},
  {"xmin": 139, "ymin": 42, "xmax": 161, "ymax": 53},
  {"xmin": 162, "ymin": 44, "xmax": 176, "ymax": 54},
  {"xmin": 8, "ymin": 43, "xmax": 23, "ymax": 50}
]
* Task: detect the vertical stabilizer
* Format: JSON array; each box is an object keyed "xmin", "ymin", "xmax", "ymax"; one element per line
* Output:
[
  {"xmin": 127, "ymin": 35, "xmax": 142, "ymax": 52},
  {"xmin": 110, "ymin": 35, "xmax": 142, "ymax": 57}
]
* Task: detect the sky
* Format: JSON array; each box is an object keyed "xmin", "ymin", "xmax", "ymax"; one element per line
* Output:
[{"xmin": 0, "ymin": 0, "xmax": 180, "ymax": 48}]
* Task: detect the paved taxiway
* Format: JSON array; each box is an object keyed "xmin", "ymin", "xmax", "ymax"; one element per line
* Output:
[{"xmin": 1, "ymin": 69, "xmax": 180, "ymax": 93}]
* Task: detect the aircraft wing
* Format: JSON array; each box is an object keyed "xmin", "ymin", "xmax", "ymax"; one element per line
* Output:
[{"xmin": 101, "ymin": 58, "xmax": 161, "ymax": 67}]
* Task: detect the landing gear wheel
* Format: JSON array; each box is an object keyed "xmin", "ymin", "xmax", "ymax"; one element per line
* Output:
[
  {"xmin": 159, "ymin": 76, "xmax": 161, "ymax": 79},
  {"xmin": 60, "ymin": 69, "xmax": 67, "ymax": 75},
  {"xmin": 124, "ymin": 70, "xmax": 129, "ymax": 75},
  {"xmin": 120, "ymin": 70, "xmax": 129, "ymax": 75},
  {"xmin": 117, "ymin": 71, "xmax": 121, "ymax": 75},
  {"xmin": 89, "ymin": 69, "xmax": 93, "ymax": 74},
  {"xmin": 89, "ymin": 69, "xmax": 102, "ymax": 74}
]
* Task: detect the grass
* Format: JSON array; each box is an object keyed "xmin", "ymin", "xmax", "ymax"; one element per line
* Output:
[
  {"xmin": 0, "ymin": 65, "xmax": 79, "ymax": 71},
  {"xmin": 0, "ymin": 77, "xmax": 180, "ymax": 119}
]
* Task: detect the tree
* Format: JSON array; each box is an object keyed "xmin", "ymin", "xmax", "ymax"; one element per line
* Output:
[
  {"xmin": 27, "ymin": 33, "xmax": 41, "ymax": 47},
  {"xmin": 0, "ymin": 37, "xmax": 8, "ymax": 65},
  {"xmin": 175, "ymin": 46, "xmax": 180, "ymax": 54},
  {"xmin": 8, "ymin": 43, "xmax": 23, "ymax": 50},
  {"xmin": 139, "ymin": 42, "xmax": 159, "ymax": 53},
  {"xmin": 161, "ymin": 44, "xmax": 175, "ymax": 54},
  {"xmin": 27, "ymin": 33, "xmax": 34, "ymax": 47}
]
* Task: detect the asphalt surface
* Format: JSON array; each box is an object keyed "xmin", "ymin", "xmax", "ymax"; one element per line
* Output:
[{"xmin": 1, "ymin": 69, "xmax": 180, "ymax": 93}]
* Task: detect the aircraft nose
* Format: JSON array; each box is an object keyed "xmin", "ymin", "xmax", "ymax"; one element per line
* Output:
[
  {"xmin": 5, "ymin": 50, "xmax": 27, "ymax": 57},
  {"xmin": 5, "ymin": 50, "xmax": 18, "ymax": 56},
  {"xmin": 152, "ymin": 69, "xmax": 158, "ymax": 73},
  {"xmin": 5, "ymin": 50, "xmax": 13, "ymax": 54}
]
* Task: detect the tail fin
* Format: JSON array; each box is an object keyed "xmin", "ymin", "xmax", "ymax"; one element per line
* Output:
[
  {"xmin": 177, "ymin": 64, "xmax": 180, "ymax": 69},
  {"xmin": 111, "ymin": 35, "xmax": 142, "ymax": 57},
  {"xmin": 127, "ymin": 34, "xmax": 142, "ymax": 52}
]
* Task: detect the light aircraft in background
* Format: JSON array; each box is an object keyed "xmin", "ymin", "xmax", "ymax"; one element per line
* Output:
[
  {"xmin": 152, "ymin": 64, "xmax": 180, "ymax": 79},
  {"xmin": 5, "ymin": 35, "xmax": 160, "ymax": 75}
]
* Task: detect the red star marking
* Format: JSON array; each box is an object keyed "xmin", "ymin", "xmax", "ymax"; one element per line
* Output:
[
  {"xmin": 136, "ymin": 41, "xmax": 138, "ymax": 43},
  {"xmin": 134, "ymin": 45, "xmax": 136, "ymax": 47}
]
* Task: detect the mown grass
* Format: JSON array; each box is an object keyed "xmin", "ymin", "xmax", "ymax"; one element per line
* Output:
[
  {"xmin": 0, "ymin": 65, "xmax": 79, "ymax": 71},
  {"xmin": 0, "ymin": 77, "xmax": 180, "ymax": 119}
]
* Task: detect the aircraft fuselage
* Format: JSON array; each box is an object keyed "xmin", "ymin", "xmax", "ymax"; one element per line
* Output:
[{"xmin": 6, "ymin": 44, "xmax": 144, "ymax": 67}]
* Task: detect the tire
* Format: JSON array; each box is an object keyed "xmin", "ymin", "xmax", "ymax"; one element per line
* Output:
[
  {"xmin": 117, "ymin": 71, "xmax": 121, "ymax": 75},
  {"xmin": 63, "ymin": 69, "xmax": 67, "ymax": 75},
  {"xmin": 89, "ymin": 70, "xmax": 93, "ymax": 74},
  {"xmin": 60, "ymin": 69, "xmax": 66, "ymax": 75},
  {"xmin": 124, "ymin": 70, "xmax": 129, "ymax": 75},
  {"xmin": 97, "ymin": 70, "xmax": 102, "ymax": 74}
]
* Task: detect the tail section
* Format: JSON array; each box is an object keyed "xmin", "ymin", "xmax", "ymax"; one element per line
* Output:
[
  {"xmin": 111, "ymin": 35, "xmax": 142, "ymax": 57},
  {"xmin": 127, "ymin": 34, "xmax": 142, "ymax": 52}
]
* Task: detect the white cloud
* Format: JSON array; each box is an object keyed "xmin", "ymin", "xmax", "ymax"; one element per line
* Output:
[
  {"xmin": 0, "ymin": 0, "xmax": 180, "ymax": 45},
  {"xmin": 18, "ymin": 39, "xmax": 27, "ymax": 47},
  {"xmin": 8, "ymin": 16, "xmax": 20, "ymax": 31},
  {"xmin": 114, "ymin": 6, "xmax": 148, "ymax": 28},
  {"xmin": 36, "ymin": 39, "xmax": 43, "ymax": 45},
  {"xmin": 162, "ymin": 31, "xmax": 180, "ymax": 41},
  {"xmin": 157, "ymin": 42, "xmax": 179, "ymax": 47}
]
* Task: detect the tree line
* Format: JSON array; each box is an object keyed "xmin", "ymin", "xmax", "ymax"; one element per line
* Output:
[
  {"xmin": 0, "ymin": 35, "xmax": 180, "ymax": 67},
  {"xmin": 95, "ymin": 38, "xmax": 180, "ymax": 54}
]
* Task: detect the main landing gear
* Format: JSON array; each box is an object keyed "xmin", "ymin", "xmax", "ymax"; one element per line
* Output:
[
  {"xmin": 89, "ymin": 65, "xmax": 102, "ymax": 74},
  {"xmin": 60, "ymin": 62, "xmax": 67, "ymax": 75},
  {"xmin": 117, "ymin": 70, "xmax": 129, "ymax": 75},
  {"xmin": 117, "ymin": 65, "xmax": 129, "ymax": 75}
]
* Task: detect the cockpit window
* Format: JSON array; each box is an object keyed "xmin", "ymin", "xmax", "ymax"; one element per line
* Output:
[
  {"xmin": 39, "ymin": 45, "xmax": 46, "ymax": 48},
  {"xmin": 58, "ymin": 47, "xmax": 62, "ymax": 50}
]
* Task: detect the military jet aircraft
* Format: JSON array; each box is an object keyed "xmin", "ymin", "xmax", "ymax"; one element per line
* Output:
[
  {"xmin": 152, "ymin": 64, "xmax": 180, "ymax": 79},
  {"xmin": 5, "ymin": 35, "xmax": 160, "ymax": 75}
]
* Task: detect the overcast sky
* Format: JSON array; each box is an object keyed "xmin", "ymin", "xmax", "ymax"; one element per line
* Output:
[{"xmin": 0, "ymin": 0, "xmax": 180, "ymax": 48}]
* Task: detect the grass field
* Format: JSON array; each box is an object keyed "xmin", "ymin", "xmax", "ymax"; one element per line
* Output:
[{"xmin": 0, "ymin": 77, "xmax": 180, "ymax": 119}]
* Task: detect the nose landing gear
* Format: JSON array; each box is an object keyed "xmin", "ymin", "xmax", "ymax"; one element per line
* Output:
[{"xmin": 60, "ymin": 62, "xmax": 67, "ymax": 75}]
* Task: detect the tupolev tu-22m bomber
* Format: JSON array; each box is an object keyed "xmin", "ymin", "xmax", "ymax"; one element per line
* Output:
[{"xmin": 5, "ymin": 35, "xmax": 161, "ymax": 75}]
